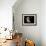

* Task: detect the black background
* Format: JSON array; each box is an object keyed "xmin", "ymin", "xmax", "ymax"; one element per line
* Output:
[{"xmin": 24, "ymin": 16, "xmax": 34, "ymax": 23}]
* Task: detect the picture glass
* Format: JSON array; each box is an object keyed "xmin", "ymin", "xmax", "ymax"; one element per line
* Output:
[
  {"xmin": 24, "ymin": 16, "xmax": 34, "ymax": 23},
  {"xmin": 22, "ymin": 14, "xmax": 37, "ymax": 26}
]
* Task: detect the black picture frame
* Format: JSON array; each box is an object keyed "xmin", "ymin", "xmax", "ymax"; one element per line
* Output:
[{"xmin": 22, "ymin": 14, "xmax": 37, "ymax": 26}]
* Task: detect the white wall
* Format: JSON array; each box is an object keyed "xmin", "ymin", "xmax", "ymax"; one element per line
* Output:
[
  {"xmin": 41, "ymin": 0, "xmax": 46, "ymax": 46},
  {"xmin": 0, "ymin": 0, "xmax": 16, "ymax": 29},
  {"xmin": 13, "ymin": 0, "xmax": 41, "ymax": 46},
  {"xmin": 0, "ymin": 0, "xmax": 46, "ymax": 46}
]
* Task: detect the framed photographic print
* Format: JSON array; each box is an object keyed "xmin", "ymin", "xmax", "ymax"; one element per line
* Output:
[{"xmin": 22, "ymin": 14, "xmax": 37, "ymax": 26}]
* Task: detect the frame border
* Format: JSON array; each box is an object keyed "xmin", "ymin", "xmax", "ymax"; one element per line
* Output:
[{"xmin": 22, "ymin": 14, "xmax": 37, "ymax": 26}]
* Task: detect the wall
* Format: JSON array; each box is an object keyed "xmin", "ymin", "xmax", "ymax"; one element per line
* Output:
[
  {"xmin": 41, "ymin": 0, "xmax": 46, "ymax": 46},
  {"xmin": 0, "ymin": 0, "xmax": 16, "ymax": 30},
  {"xmin": 0, "ymin": 0, "xmax": 46, "ymax": 46},
  {"xmin": 13, "ymin": 0, "xmax": 41, "ymax": 46}
]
